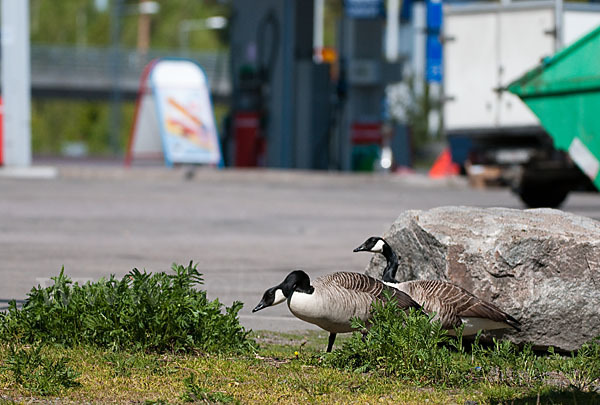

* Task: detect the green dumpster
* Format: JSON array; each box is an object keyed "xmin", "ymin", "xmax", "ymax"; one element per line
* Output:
[{"xmin": 508, "ymin": 25, "xmax": 600, "ymax": 190}]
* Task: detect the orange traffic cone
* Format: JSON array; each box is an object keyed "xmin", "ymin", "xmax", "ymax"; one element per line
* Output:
[{"xmin": 429, "ymin": 147, "xmax": 460, "ymax": 178}]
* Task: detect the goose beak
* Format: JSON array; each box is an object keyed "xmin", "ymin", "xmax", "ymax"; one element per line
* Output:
[
  {"xmin": 353, "ymin": 242, "xmax": 368, "ymax": 252},
  {"xmin": 252, "ymin": 302, "xmax": 267, "ymax": 313}
]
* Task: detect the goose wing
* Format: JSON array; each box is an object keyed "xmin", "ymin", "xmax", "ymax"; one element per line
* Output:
[
  {"xmin": 318, "ymin": 272, "xmax": 420, "ymax": 310},
  {"xmin": 402, "ymin": 280, "xmax": 520, "ymax": 330}
]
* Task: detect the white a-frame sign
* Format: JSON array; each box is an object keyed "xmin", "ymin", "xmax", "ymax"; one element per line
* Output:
[{"xmin": 126, "ymin": 58, "xmax": 223, "ymax": 167}]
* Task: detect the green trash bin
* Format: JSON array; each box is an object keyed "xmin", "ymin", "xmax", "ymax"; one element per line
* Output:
[{"xmin": 508, "ymin": 25, "xmax": 600, "ymax": 190}]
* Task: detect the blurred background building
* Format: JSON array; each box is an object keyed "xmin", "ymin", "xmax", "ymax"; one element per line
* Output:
[
  {"xmin": 3, "ymin": 0, "xmax": 600, "ymax": 206},
  {"xmin": 0, "ymin": 0, "xmax": 446, "ymax": 170}
]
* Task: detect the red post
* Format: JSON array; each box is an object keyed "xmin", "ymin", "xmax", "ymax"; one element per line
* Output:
[
  {"xmin": 233, "ymin": 111, "xmax": 262, "ymax": 167},
  {"xmin": 124, "ymin": 59, "xmax": 158, "ymax": 167}
]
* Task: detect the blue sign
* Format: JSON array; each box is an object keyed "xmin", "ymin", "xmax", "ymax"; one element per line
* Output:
[
  {"xmin": 426, "ymin": 0, "xmax": 443, "ymax": 83},
  {"xmin": 344, "ymin": 0, "xmax": 385, "ymax": 19},
  {"xmin": 426, "ymin": 36, "xmax": 443, "ymax": 82},
  {"xmin": 426, "ymin": 0, "xmax": 443, "ymax": 30}
]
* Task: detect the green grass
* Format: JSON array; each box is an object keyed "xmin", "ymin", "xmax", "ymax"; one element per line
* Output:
[
  {"xmin": 0, "ymin": 268, "xmax": 599, "ymax": 404},
  {"xmin": 181, "ymin": 373, "xmax": 240, "ymax": 403},
  {"xmin": 1, "ymin": 343, "xmax": 80, "ymax": 396},
  {"xmin": 1, "ymin": 336, "xmax": 598, "ymax": 404},
  {"xmin": 0, "ymin": 342, "xmax": 475, "ymax": 404}
]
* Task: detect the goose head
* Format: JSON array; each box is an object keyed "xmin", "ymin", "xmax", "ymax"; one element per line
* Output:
[
  {"xmin": 353, "ymin": 236, "xmax": 387, "ymax": 253},
  {"xmin": 354, "ymin": 236, "xmax": 399, "ymax": 283},
  {"xmin": 252, "ymin": 270, "xmax": 314, "ymax": 313}
]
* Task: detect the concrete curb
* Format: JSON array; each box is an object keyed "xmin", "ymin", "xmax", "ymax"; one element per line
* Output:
[
  {"xmin": 53, "ymin": 165, "xmax": 468, "ymax": 189},
  {"xmin": 0, "ymin": 166, "xmax": 58, "ymax": 179}
]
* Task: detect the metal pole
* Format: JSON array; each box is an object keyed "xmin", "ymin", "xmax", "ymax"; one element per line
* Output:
[
  {"xmin": 1, "ymin": 0, "xmax": 31, "ymax": 167},
  {"xmin": 109, "ymin": 0, "xmax": 123, "ymax": 155},
  {"xmin": 385, "ymin": 0, "xmax": 400, "ymax": 62},
  {"xmin": 554, "ymin": 0, "xmax": 563, "ymax": 51},
  {"xmin": 179, "ymin": 21, "xmax": 190, "ymax": 55},
  {"xmin": 137, "ymin": 0, "xmax": 151, "ymax": 54},
  {"xmin": 313, "ymin": 0, "xmax": 324, "ymax": 62},
  {"xmin": 412, "ymin": 2, "xmax": 426, "ymax": 96},
  {"xmin": 280, "ymin": 0, "xmax": 294, "ymax": 168}
]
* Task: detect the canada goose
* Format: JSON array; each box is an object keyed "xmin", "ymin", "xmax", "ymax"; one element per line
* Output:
[
  {"xmin": 252, "ymin": 270, "xmax": 420, "ymax": 352},
  {"xmin": 353, "ymin": 237, "xmax": 521, "ymax": 335}
]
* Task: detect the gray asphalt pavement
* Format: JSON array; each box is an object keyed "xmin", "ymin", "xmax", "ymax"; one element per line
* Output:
[{"xmin": 2, "ymin": 165, "xmax": 600, "ymax": 332}]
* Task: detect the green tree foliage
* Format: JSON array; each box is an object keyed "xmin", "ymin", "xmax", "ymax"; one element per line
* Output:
[
  {"xmin": 32, "ymin": 100, "xmax": 125, "ymax": 156},
  {"xmin": 29, "ymin": 0, "xmax": 230, "ymax": 157},
  {"xmin": 30, "ymin": 0, "xmax": 229, "ymax": 50}
]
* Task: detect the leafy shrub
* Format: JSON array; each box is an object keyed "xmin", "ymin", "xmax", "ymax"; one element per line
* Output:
[
  {"xmin": 1, "ymin": 343, "xmax": 80, "ymax": 396},
  {"xmin": 0, "ymin": 262, "xmax": 254, "ymax": 354},
  {"xmin": 326, "ymin": 291, "xmax": 472, "ymax": 387},
  {"xmin": 326, "ymin": 292, "xmax": 600, "ymax": 392}
]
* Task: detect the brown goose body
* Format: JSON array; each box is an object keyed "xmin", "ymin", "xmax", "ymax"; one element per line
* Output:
[
  {"xmin": 354, "ymin": 236, "xmax": 521, "ymax": 335},
  {"xmin": 391, "ymin": 279, "xmax": 520, "ymax": 335},
  {"xmin": 289, "ymin": 272, "xmax": 419, "ymax": 333}
]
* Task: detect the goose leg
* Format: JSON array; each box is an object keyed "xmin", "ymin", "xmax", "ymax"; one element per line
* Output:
[{"xmin": 326, "ymin": 333, "xmax": 337, "ymax": 352}]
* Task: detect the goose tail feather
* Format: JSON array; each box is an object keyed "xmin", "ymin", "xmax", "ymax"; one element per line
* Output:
[{"xmin": 505, "ymin": 314, "xmax": 521, "ymax": 332}]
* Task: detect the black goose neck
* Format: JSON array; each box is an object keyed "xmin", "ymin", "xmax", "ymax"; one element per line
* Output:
[{"xmin": 381, "ymin": 243, "xmax": 399, "ymax": 283}]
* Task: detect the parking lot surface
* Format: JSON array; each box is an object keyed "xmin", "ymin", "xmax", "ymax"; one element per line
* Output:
[{"xmin": 2, "ymin": 165, "xmax": 599, "ymax": 331}]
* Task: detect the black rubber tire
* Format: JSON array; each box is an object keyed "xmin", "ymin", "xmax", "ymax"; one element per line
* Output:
[{"xmin": 517, "ymin": 184, "xmax": 569, "ymax": 208}]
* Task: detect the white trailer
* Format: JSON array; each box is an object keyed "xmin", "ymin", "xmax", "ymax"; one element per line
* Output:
[{"xmin": 442, "ymin": 1, "xmax": 600, "ymax": 207}]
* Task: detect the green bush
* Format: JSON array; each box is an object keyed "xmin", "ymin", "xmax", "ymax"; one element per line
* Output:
[
  {"xmin": 326, "ymin": 291, "xmax": 472, "ymax": 387},
  {"xmin": 326, "ymin": 293, "xmax": 600, "ymax": 392},
  {"xmin": 0, "ymin": 262, "xmax": 254, "ymax": 354},
  {"xmin": 1, "ymin": 343, "xmax": 80, "ymax": 396}
]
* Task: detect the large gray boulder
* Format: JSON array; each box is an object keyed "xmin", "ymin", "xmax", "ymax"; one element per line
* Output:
[{"xmin": 364, "ymin": 206, "xmax": 600, "ymax": 351}]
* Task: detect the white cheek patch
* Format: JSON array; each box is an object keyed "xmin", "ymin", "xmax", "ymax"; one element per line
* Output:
[
  {"xmin": 273, "ymin": 289, "xmax": 286, "ymax": 306},
  {"xmin": 371, "ymin": 239, "xmax": 385, "ymax": 253}
]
